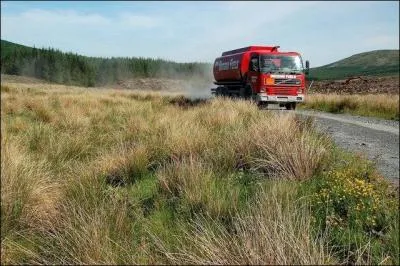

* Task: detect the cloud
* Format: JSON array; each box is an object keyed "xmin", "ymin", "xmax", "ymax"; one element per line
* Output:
[
  {"xmin": 16, "ymin": 9, "xmax": 111, "ymax": 26},
  {"xmin": 170, "ymin": 1, "xmax": 317, "ymax": 61},
  {"xmin": 363, "ymin": 35, "xmax": 399, "ymax": 48},
  {"xmin": 1, "ymin": 7, "xmax": 163, "ymax": 57},
  {"xmin": 1, "ymin": 2, "xmax": 399, "ymax": 66},
  {"xmin": 1, "ymin": 8, "xmax": 160, "ymax": 32},
  {"xmin": 119, "ymin": 13, "xmax": 161, "ymax": 28}
]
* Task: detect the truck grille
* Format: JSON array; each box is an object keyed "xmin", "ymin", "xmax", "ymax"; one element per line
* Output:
[
  {"xmin": 267, "ymin": 87, "xmax": 297, "ymax": 96},
  {"xmin": 274, "ymin": 78, "xmax": 301, "ymax": 86}
]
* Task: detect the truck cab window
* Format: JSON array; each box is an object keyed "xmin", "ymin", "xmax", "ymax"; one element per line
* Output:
[{"xmin": 250, "ymin": 57, "xmax": 259, "ymax": 72}]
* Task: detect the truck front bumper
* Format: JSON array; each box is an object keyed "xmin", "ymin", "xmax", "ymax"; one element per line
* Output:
[{"xmin": 256, "ymin": 93, "xmax": 305, "ymax": 103}]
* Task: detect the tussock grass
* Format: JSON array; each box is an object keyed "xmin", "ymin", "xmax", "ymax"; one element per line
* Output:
[
  {"xmin": 301, "ymin": 93, "xmax": 400, "ymax": 120},
  {"xmin": 249, "ymin": 114, "xmax": 330, "ymax": 180},
  {"xmin": 157, "ymin": 156, "xmax": 241, "ymax": 218},
  {"xmin": 158, "ymin": 181, "xmax": 334, "ymax": 265},
  {"xmin": 1, "ymin": 81, "xmax": 398, "ymax": 264},
  {"xmin": 1, "ymin": 136, "xmax": 62, "ymax": 264},
  {"xmin": 1, "ymin": 136, "xmax": 61, "ymax": 235}
]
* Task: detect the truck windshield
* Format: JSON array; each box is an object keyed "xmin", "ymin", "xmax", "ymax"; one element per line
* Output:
[{"xmin": 260, "ymin": 55, "xmax": 303, "ymax": 74}]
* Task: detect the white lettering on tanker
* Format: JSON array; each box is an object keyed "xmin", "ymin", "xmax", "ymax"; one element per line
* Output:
[
  {"xmin": 270, "ymin": 74, "xmax": 297, "ymax": 79},
  {"xmin": 229, "ymin": 59, "xmax": 239, "ymax": 69},
  {"xmin": 216, "ymin": 59, "xmax": 239, "ymax": 71}
]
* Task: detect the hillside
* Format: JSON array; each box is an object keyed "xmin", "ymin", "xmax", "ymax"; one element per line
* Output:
[
  {"xmin": 324, "ymin": 50, "xmax": 399, "ymax": 67},
  {"xmin": 1, "ymin": 40, "xmax": 399, "ymax": 85},
  {"xmin": 1, "ymin": 40, "xmax": 34, "ymax": 55},
  {"xmin": 310, "ymin": 50, "xmax": 399, "ymax": 80},
  {"xmin": 0, "ymin": 40, "xmax": 212, "ymax": 87}
]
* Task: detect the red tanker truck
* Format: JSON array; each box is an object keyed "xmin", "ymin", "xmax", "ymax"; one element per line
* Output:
[{"xmin": 211, "ymin": 45, "xmax": 309, "ymax": 110}]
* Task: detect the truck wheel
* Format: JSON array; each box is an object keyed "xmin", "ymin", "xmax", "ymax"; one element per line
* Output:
[
  {"xmin": 222, "ymin": 87, "xmax": 229, "ymax": 97},
  {"xmin": 258, "ymin": 102, "xmax": 268, "ymax": 110},
  {"xmin": 245, "ymin": 86, "xmax": 252, "ymax": 100},
  {"xmin": 239, "ymin": 87, "xmax": 246, "ymax": 99},
  {"xmin": 285, "ymin": 103, "xmax": 296, "ymax": 110},
  {"xmin": 215, "ymin": 87, "xmax": 222, "ymax": 96},
  {"xmin": 216, "ymin": 86, "xmax": 227, "ymax": 97},
  {"xmin": 240, "ymin": 86, "xmax": 252, "ymax": 100}
]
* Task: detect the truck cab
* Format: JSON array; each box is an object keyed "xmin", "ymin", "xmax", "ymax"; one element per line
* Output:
[{"xmin": 247, "ymin": 52, "xmax": 308, "ymax": 109}]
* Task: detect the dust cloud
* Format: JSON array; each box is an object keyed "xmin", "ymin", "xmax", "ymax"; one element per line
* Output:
[
  {"xmin": 180, "ymin": 78, "xmax": 214, "ymax": 99},
  {"xmin": 115, "ymin": 63, "xmax": 215, "ymax": 100},
  {"xmin": 156, "ymin": 63, "xmax": 214, "ymax": 100}
]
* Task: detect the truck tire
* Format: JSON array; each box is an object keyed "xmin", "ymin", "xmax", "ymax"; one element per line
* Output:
[
  {"xmin": 245, "ymin": 85, "xmax": 252, "ymax": 100},
  {"xmin": 285, "ymin": 103, "xmax": 296, "ymax": 110},
  {"xmin": 216, "ymin": 86, "xmax": 227, "ymax": 97},
  {"xmin": 240, "ymin": 85, "xmax": 252, "ymax": 100},
  {"xmin": 239, "ymin": 87, "xmax": 246, "ymax": 99},
  {"xmin": 223, "ymin": 87, "xmax": 229, "ymax": 97},
  {"xmin": 215, "ymin": 87, "xmax": 222, "ymax": 96},
  {"xmin": 258, "ymin": 101, "xmax": 268, "ymax": 110}
]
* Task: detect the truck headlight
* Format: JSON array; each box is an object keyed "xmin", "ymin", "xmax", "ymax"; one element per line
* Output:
[{"xmin": 265, "ymin": 78, "xmax": 274, "ymax": 85}]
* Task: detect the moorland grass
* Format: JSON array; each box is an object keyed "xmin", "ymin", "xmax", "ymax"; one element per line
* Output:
[
  {"xmin": 300, "ymin": 93, "xmax": 399, "ymax": 120},
  {"xmin": 1, "ymin": 82, "xmax": 398, "ymax": 265}
]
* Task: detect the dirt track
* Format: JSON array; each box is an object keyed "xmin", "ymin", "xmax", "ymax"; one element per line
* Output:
[
  {"xmin": 271, "ymin": 75, "xmax": 399, "ymax": 185},
  {"xmin": 295, "ymin": 109, "xmax": 399, "ymax": 185},
  {"xmin": 266, "ymin": 106, "xmax": 399, "ymax": 185},
  {"xmin": 302, "ymin": 75, "xmax": 399, "ymax": 185}
]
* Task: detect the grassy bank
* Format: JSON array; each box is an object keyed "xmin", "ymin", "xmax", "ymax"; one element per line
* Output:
[
  {"xmin": 300, "ymin": 93, "xmax": 399, "ymax": 120},
  {"xmin": 1, "ymin": 82, "xmax": 398, "ymax": 264}
]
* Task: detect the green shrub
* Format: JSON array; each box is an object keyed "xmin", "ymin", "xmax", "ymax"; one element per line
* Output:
[{"xmin": 302, "ymin": 151, "xmax": 399, "ymax": 265}]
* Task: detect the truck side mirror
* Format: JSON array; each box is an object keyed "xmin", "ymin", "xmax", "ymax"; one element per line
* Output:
[{"xmin": 305, "ymin": 60, "xmax": 310, "ymax": 75}]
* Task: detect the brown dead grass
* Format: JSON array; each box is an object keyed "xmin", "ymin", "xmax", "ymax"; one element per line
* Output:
[
  {"xmin": 301, "ymin": 93, "xmax": 399, "ymax": 120},
  {"xmin": 1, "ymin": 80, "xmax": 331, "ymax": 264}
]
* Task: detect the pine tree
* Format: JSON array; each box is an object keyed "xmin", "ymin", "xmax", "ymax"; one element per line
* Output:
[{"xmin": 1, "ymin": 40, "xmax": 212, "ymax": 87}]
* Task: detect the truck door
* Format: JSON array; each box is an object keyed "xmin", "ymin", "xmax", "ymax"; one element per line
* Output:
[{"xmin": 247, "ymin": 54, "xmax": 259, "ymax": 93}]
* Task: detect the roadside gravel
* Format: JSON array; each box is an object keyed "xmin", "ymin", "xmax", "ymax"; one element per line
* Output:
[
  {"xmin": 296, "ymin": 110, "xmax": 399, "ymax": 185},
  {"xmin": 267, "ymin": 105, "xmax": 399, "ymax": 185}
]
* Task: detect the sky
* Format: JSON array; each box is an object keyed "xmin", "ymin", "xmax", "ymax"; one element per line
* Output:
[{"xmin": 1, "ymin": 1, "xmax": 399, "ymax": 67}]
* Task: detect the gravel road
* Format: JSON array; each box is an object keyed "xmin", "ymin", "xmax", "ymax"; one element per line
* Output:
[{"xmin": 268, "ymin": 105, "xmax": 399, "ymax": 186}]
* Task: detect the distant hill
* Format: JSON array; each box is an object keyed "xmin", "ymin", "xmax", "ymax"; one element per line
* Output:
[
  {"xmin": 1, "ymin": 40, "xmax": 212, "ymax": 87},
  {"xmin": 2, "ymin": 40, "xmax": 398, "ymax": 85},
  {"xmin": 310, "ymin": 50, "xmax": 399, "ymax": 80},
  {"xmin": 1, "ymin": 40, "xmax": 33, "ymax": 55}
]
